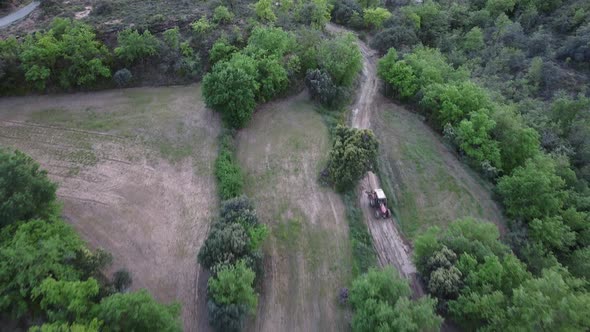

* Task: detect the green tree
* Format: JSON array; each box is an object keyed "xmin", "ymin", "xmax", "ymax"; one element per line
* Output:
[
  {"xmin": 209, "ymin": 39, "xmax": 238, "ymax": 65},
  {"xmin": 254, "ymin": 0, "xmax": 277, "ymax": 22},
  {"xmin": 326, "ymin": 126, "xmax": 379, "ymax": 191},
  {"xmin": 455, "ymin": 108, "xmax": 502, "ymax": 169},
  {"xmin": 20, "ymin": 18, "xmax": 110, "ymax": 90},
  {"xmin": 254, "ymin": 55, "xmax": 288, "ymax": 102},
  {"xmin": 318, "ymin": 33, "xmax": 362, "ymax": 87},
  {"xmin": 197, "ymin": 223, "xmax": 252, "ymax": 269},
  {"xmin": 497, "ymin": 154, "xmax": 566, "ymax": 221},
  {"xmin": 114, "ymin": 29, "xmax": 159, "ymax": 64},
  {"xmin": 492, "ymin": 108, "xmax": 540, "ymax": 174},
  {"xmin": 529, "ymin": 216, "xmax": 576, "ymax": 252},
  {"xmin": 246, "ymin": 27, "xmax": 295, "ymax": 58},
  {"xmin": 202, "ymin": 54, "xmax": 259, "ymax": 128},
  {"xmin": 463, "ymin": 27, "xmax": 484, "ymax": 52},
  {"xmin": 0, "ymin": 149, "xmax": 57, "ymax": 227},
  {"xmin": 0, "ymin": 219, "xmax": 84, "ymax": 318},
  {"xmin": 377, "ymin": 48, "xmax": 419, "ymax": 100},
  {"xmin": 486, "ymin": 0, "xmax": 516, "ymax": 16},
  {"xmin": 29, "ymin": 318, "xmax": 102, "ymax": 332},
  {"xmin": 363, "ymin": 7, "xmax": 391, "ymax": 29},
  {"xmin": 32, "ymin": 277, "xmax": 99, "ymax": 323},
  {"xmin": 349, "ymin": 267, "xmax": 442, "ymax": 332},
  {"xmin": 94, "ymin": 290, "xmax": 181, "ymax": 332},
  {"xmin": 305, "ymin": 68, "xmax": 339, "ymax": 106},
  {"xmin": 208, "ymin": 260, "xmax": 258, "ymax": 312}
]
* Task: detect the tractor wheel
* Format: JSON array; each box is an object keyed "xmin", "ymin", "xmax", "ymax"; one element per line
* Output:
[
  {"xmin": 369, "ymin": 199, "xmax": 374, "ymax": 207},
  {"xmin": 374, "ymin": 209, "xmax": 381, "ymax": 219},
  {"xmin": 386, "ymin": 209, "xmax": 392, "ymax": 219}
]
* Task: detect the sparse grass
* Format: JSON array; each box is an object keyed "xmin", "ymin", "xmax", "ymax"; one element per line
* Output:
[
  {"xmin": 237, "ymin": 96, "xmax": 351, "ymax": 330},
  {"xmin": 373, "ymin": 103, "xmax": 504, "ymax": 239},
  {"xmin": 27, "ymin": 85, "xmax": 209, "ymax": 164}
]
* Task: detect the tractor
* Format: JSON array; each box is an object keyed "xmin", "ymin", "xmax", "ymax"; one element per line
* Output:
[{"xmin": 366, "ymin": 188, "xmax": 392, "ymax": 219}]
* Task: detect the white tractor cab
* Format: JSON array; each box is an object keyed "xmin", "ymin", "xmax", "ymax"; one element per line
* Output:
[{"xmin": 366, "ymin": 188, "xmax": 392, "ymax": 219}]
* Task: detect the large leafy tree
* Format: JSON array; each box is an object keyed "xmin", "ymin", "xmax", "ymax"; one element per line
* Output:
[
  {"xmin": 326, "ymin": 126, "xmax": 379, "ymax": 191},
  {"xmin": 197, "ymin": 222, "xmax": 252, "ymax": 270},
  {"xmin": 0, "ymin": 149, "xmax": 57, "ymax": 228},
  {"xmin": 0, "ymin": 219, "xmax": 84, "ymax": 318},
  {"xmin": 202, "ymin": 53, "xmax": 259, "ymax": 128},
  {"xmin": 32, "ymin": 277, "xmax": 99, "ymax": 323},
  {"xmin": 94, "ymin": 290, "xmax": 181, "ymax": 332},
  {"xmin": 317, "ymin": 33, "xmax": 362, "ymax": 87},
  {"xmin": 497, "ymin": 154, "xmax": 566, "ymax": 221},
  {"xmin": 455, "ymin": 108, "xmax": 502, "ymax": 169},
  {"xmin": 349, "ymin": 267, "xmax": 442, "ymax": 332},
  {"xmin": 377, "ymin": 48, "xmax": 419, "ymax": 100}
]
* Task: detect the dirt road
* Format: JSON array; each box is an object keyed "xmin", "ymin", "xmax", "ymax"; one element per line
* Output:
[
  {"xmin": 0, "ymin": 1, "xmax": 39, "ymax": 28},
  {"xmin": 327, "ymin": 24, "xmax": 424, "ymax": 295}
]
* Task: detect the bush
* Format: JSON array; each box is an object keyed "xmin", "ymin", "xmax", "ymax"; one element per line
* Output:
[
  {"xmin": 213, "ymin": 6, "xmax": 234, "ymax": 24},
  {"xmin": 112, "ymin": 269, "xmax": 132, "ymax": 292},
  {"xmin": 215, "ymin": 137, "xmax": 243, "ymax": 200},
  {"xmin": 331, "ymin": 0, "xmax": 363, "ymax": 26},
  {"xmin": 305, "ymin": 68, "xmax": 339, "ymax": 107},
  {"xmin": 326, "ymin": 126, "xmax": 379, "ymax": 191},
  {"xmin": 207, "ymin": 300, "xmax": 249, "ymax": 332},
  {"xmin": 113, "ymin": 68, "xmax": 132, "ymax": 87},
  {"xmin": 191, "ymin": 16, "xmax": 213, "ymax": 36}
]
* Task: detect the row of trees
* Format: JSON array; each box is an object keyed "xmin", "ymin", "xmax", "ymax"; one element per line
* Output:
[
  {"xmin": 0, "ymin": 148, "xmax": 181, "ymax": 330},
  {"xmin": 0, "ymin": 18, "xmax": 201, "ymax": 94},
  {"xmin": 203, "ymin": 26, "xmax": 363, "ymax": 128},
  {"xmin": 377, "ymin": 43, "xmax": 590, "ymax": 282},
  {"xmin": 414, "ymin": 217, "xmax": 590, "ymax": 330}
]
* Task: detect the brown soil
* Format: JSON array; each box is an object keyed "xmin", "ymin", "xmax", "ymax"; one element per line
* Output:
[
  {"xmin": 237, "ymin": 95, "xmax": 352, "ymax": 332},
  {"xmin": 0, "ymin": 85, "xmax": 219, "ymax": 331}
]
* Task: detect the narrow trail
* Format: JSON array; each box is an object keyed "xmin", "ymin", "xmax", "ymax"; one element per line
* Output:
[{"xmin": 326, "ymin": 24, "xmax": 425, "ymax": 297}]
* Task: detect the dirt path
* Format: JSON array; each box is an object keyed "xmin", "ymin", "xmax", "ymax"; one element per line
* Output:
[
  {"xmin": 327, "ymin": 23, "xmax": 424, "ymax": 295},
  {"xmin": 0, "ymin": 86, "xmax": 219, "ymax": 331}
]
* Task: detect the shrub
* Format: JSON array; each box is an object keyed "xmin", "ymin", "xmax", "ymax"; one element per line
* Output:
[
  {"xmin": 112, "ymin": 269, "xmax": 132, "ymax": 292},
  {"xmin": 191, "ymin": 16, "xmax": 213, "ymax": 35},
  {"xmin": 213, "ymin": 6, "xmax": 234, "ymax": 24},
  {"xmin": 215, "ymin": 145, "xmax": 243, "ymax": 200},
  {"xmin": 209, "ymin": 39, "xmax": 238, "ymax": 65},
  {"xmin": 207, "ymin": 300, "xmax": 249, "ymax": 332},
  {"xmin": 255, "ymin": 0, "xmax": 276, "ymax": 22},
  {"xmin": 113, "ymin": 68, "xmax": 132, "ymax": 87}
]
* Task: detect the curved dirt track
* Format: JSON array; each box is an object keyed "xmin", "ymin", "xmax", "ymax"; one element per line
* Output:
[{"xmin": 327, "ymin": 23, "xmax": 424, "ymax": 296}]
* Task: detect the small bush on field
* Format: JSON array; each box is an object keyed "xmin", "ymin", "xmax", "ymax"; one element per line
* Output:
[
  {"xmin": 192, "ymin": 16, "xmax": 214, "ymax": 35},
  {"xmin": 113, "ymin": 69, "xmax": 132, "ymax": 87}
]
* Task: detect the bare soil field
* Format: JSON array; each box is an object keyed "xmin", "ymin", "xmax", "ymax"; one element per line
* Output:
[
  {"xmin": 237, "ymin": 95, "xmax": 352, "ymax": 332},
  {"xmin": 0, "ymin": 85, "xmax": 219, "ymax": 331}
]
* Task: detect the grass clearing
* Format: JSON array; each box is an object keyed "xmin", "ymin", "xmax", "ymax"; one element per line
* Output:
[
  {"xmin": 373, "ymin": 101, "xmax": 505, "ymax": 239},
  {"xmin": 237, "ymin": 95, "xmax": 352, "ymax": 332}
]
